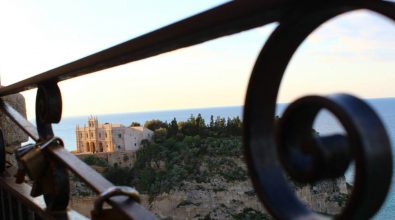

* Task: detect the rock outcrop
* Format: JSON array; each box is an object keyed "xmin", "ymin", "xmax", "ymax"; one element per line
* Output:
[
  {"xmin": 140, "ymin": 176, "xmax": 348, "ymax": 219},
  {"xmin": 70, "ymin": 158, "xmax": 349, "ymax": 219}
]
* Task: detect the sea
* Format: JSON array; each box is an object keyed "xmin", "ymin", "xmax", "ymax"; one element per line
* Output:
[{"xmin": 46, "ymin": 98, "xmax": 395, "ymax": 219}]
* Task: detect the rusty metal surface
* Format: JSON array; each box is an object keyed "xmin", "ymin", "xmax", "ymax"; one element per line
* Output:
[
  {"xmin": 0, "ymin": 0, "xmax": 287, "ymax": 97},
  {"xmin": 0, "ymin": 167, "xmax": 88, "ymax": 220},
  {"xmin": 33, "ymin": 83, "xmax": 70, "ymax": 211},
  {"xmin": 49, "ymin": 145, "xmax": 158, "ymax": 220},
  {"xmin": 35, "ymin": 83, "xmax": 62, "ymax": 140}
]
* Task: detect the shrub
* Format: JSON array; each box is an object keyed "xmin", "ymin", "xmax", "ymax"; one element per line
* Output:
[
  {"xmin": 104, "ymin": 166, "xmax": 133, "ymax": 185},
  {"xmin": 82, "ymin": 155, "xmax": 108, "ymax": 167}
]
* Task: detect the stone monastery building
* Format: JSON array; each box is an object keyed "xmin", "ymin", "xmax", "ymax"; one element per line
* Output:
[{"xmin": 76, "ymin": 116, "xmax": 153, "ymax": 153}]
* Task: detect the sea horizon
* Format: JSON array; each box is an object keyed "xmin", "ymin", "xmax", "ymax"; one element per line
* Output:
[{"xmin": 28, "ymin": 96, "xmax": 395, "ymax": 121}]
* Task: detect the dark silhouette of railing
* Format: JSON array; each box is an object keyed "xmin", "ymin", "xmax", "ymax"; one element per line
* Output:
[{"xmin": 0, "ymin": 0, "xmax": 394, "ymax": 219}]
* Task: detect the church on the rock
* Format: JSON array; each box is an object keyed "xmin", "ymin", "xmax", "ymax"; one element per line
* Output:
[{"xmin": 75, "ymin": 116, "xmax": 153, "ymax": 154}]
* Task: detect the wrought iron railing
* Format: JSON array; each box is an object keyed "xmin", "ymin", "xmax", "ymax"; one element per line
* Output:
[{"xmin": 0, "ymin": 0, "xmax": 394, "ymax": 219}]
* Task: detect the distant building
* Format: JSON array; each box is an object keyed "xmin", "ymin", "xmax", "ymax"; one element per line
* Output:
[{"xmin": 76, "ymin": 116, "xmax": 153, "ymax": 154}]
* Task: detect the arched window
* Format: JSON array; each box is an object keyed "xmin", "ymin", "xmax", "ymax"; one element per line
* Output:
[
  {"xmin": 91, "ymin": 142, "xmax": 96, "ymax": 153},
  {"xmin": 99, "ymin": 142, "xmax": 104, "ymax": 152}
]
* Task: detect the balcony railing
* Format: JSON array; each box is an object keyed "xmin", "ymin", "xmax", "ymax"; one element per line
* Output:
[{"xmin": 0, "ymin": 0, "xmax": 394, "ymax": 219}]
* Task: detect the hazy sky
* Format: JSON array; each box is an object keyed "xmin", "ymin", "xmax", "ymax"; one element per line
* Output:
[{"xmin": 0, "ymin": 0, "xmax": 394, "ymax": 119}]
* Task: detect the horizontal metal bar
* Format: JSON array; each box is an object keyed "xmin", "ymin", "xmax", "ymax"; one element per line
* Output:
[
  {"xmin": 50, "ymin": 145, "xmax": 112, "ymax": 193},
  {"xmin": 0, "ymin": 102, "xmax": 158, "ymax": 219},
  {"xmin": 0, "ymin": 167, "xmax": 88, "ymax": 220},
  {"xmin": 49, "ymin": 144, "xmax": 158, "ymax": 219},
  {"xmin": 0, "ymin": 0, "xmax": 286, "ymax": 96}
]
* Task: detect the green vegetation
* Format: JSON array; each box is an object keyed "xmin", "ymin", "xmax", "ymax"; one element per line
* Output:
[
  {"xmin": 82, "ymin": 155, "xmax": 108, "ymax": 167},
  {"xmin": 143, "ymin": 114, "xmax": 243, "ymax": 139},
  {"xmin": 130, "ymin": 122, "xmax": 141, "ymax": 127},
  {"xmin": 81, "ymin": 155, "xmax": 134, "ymax": 185},
  {"xmin": 132, "ymin": 114, "xmax": 244, "ymax": 197},
  {"xmin": 80, "ymin": 114, "xmax": 321, "ymax": 200},
  {"xmin": 104, "ymin": 166, "xmax": 134, "ymax": 185},
  {"xmin": 78, "ymin": 114, "xmax": 245, "ymax": 199}
]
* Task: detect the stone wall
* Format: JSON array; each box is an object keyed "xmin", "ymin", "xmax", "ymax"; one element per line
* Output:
[
  {"xmin": 1, "ymin": 94, "xmax": 28, "ymax": 149},
  {"xmin": 1, "ymin": 93, "xmax": 28, "ymax": 167}
]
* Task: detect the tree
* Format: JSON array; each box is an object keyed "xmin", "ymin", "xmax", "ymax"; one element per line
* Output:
[
  {"xmin": 144, "ymin": 119, "xmax": 168, "ymax": 131},
  {"xmin": 82, "ymin": 155, "xmax": 108, "ymax": 167},
  {"xmin": 226, "ymin": 116, "xmax": 242, "ymax": 136},
  {"xmin": 209, "ymin": 115, "xmax": 215, "ymax": 129},
  {"xmin": 105, "ymin": 166, "xmax": 133, "ymax": 185},
  {"xmin": 130, "ymin": 122, "xmax": 141, "ymax": 127},
  {"xmin": 154, "ymin": 128, "xmax": 168, "ymax": 143},
  {"xmin": 195, "ymin": 114, "xmax": 206, "ymax": 136},
  {"xmin": 214, "ymin": 116, "xmax": 226, "ymax": 135},
  {"xmin": 167, "ymin": 118, "xmax": 178, "ymax": 138}
]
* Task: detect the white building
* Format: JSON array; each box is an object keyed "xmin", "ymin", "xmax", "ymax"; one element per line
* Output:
[{"xmin": 76, "ymin": 116, "xmax": 153, "ymax": 153}]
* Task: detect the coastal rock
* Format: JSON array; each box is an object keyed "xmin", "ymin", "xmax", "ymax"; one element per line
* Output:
[
  {"xmin": 70, "ymin": 173, "xmax": 349, "ymax": 219},
  {"xmin": 144, "ymin": 176, "xmax": 348, "ymax": 219}
]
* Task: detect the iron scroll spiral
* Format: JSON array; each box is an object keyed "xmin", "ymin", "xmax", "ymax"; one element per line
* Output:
[
  {"xmin": 35, "ymin": 83, "xmax": 70, "ymax": 211},
  {"xmin": 243, "ymin": 1, "xmax": 395, "ymax": 219}
]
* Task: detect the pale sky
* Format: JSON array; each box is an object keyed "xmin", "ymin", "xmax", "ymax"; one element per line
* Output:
[{"xmin": 0, "ymin": 0, "xmax": 394, "ymax": 119}]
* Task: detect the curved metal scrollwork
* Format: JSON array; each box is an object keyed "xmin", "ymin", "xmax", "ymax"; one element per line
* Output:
[
  {"xmin": 243, "ymin": 1, "xmax": 395, "ymax": 219},
  {"xmin": 35, "ymin": 83, "xmax": 69, "ymax": 211},
  {"xmin": 278, "ymin": 94, "xmax": 392, "ymax": 218},
  {"xmin": 36, "ymin": 83, "xmax": 62, "ymax": 139}
]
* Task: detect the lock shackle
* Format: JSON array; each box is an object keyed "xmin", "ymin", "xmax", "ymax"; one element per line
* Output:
[
  {"xmin": 15, "ymin": 136, "xmax": 63, "ymax": 158},
  {"xmin": 94, "ymin": 186, "xmax": 140, "ymax": 212},
  {"xmin": 38, "ymin": 136, "xmax": 64, "ymax": 150}
]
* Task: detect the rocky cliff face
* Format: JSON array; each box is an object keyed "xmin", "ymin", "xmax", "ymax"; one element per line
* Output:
[
  {"xmin": 140, "ymin": 176, "xmax": 348, "ymax": 220},
  {"xmin": 71, "ymin": 162, "xmax": 349, "ymax": 219},
  {"xmin": 70, "ymin": 135, "xmax": 350, "ymax": 219}
]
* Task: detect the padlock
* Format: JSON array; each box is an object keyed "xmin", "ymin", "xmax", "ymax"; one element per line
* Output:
[
  {"xmin": 91, "ymin": 186, "xmax": 140, "ymax": 220},
  {"xmin": 18, "ymin": 145, "xmax": 46, "ymax": 180},
  {"xmin": 14, "ymin": 137, "xmax": 62, "ymax": 182},
  {"xmin": 15, "ymin": 144, "xmax": 43, "ymax": 183}
]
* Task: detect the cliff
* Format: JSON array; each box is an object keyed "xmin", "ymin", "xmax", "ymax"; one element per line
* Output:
[
  {"xmin": 138, "ymin": 166, "xmax": 348, "ymax": 219},
  {"xmin": 70, "ymin": 117, "xmax": 349, "ymax": 219},
  {"xmin": 70, "ymin": 154, "xmax": 349, "ymax": 219}
]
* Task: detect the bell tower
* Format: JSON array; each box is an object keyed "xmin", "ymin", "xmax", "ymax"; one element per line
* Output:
[{"xmin": 88, "ymin": 116, "xmax": 99, "ymax": 128}]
